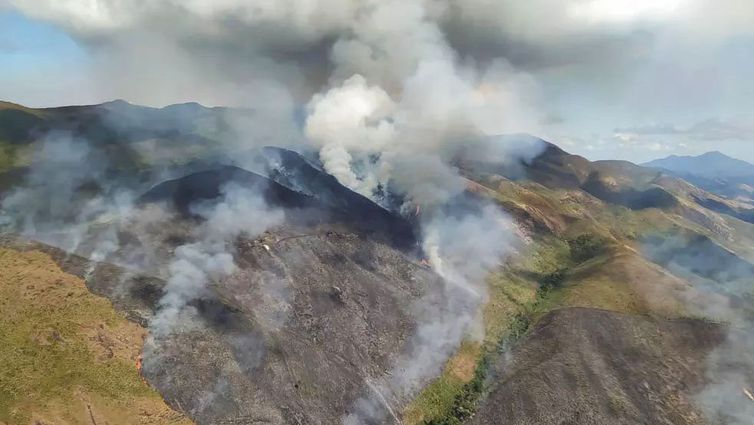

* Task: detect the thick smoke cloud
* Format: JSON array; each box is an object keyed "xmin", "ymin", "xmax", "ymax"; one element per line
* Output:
[
  {"xmin": 301, "ymin": 0, "xmax": 540, "ymax": 207},
  {"xmin": 6, "ymin": 0, "xmax": 754, "ymax": 163}
]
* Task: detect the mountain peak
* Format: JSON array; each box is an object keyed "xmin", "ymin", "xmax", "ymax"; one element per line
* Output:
[
  {"xmin": 102, "ymin": 99, "xmax": 132, "ymax": 107},
  {"xmin": 699, "ymin": 150, "xmax": 729, "ymax": 159},
  {"xmin": 643, "ymin": 150, "xmax": 754, "ymax": 180}
]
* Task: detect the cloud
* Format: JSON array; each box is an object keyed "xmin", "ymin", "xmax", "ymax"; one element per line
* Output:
[
  {"xmin": 688, "ymin": 119, "xmax": 754, "ymax": 141},
  {"xmin": 616, "ymin": 118, "xmax": 754, "ymax": 141},
  {"xmin": 12, "ymin": 0, "xmax": 750, "ymax": 105},
  {"xmin": 609, "ymin": 118, "xmax": 754, "ymax": 161},
  {"xmin": 5, "ymin": 0, "xmax": 754, "ymax": 167}
]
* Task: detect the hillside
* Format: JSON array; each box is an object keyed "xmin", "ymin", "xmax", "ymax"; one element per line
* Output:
[
  {"xmin": 0, "ymin": 244, "xmax": 191, "ymax": 424},
  {"xmin": 471, "ymin": 308, "xmax": 724, "ymax": 425},
  {"xmin": 1, "ymin": 101, "xmax": 753, "ymax": 425}
]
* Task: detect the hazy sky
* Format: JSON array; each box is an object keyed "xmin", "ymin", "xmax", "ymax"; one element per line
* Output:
[{"xmin": 1, "ymin": 1, "xmax": 753, "ymax": 163}]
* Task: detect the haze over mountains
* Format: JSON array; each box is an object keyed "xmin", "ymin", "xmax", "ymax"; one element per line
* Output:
[
  {"xmin": 644, "ymin": 151, "xmax": 754, "ymax": 201},
  {"xmin": 1, "ymin": 99, "xmax": 754, "ymax": 425},
  {"xmin": 645, "ymin": 151, "xmax": 754, "ymax": 179}
]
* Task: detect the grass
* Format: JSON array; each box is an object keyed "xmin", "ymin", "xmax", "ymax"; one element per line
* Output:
[
  {"xmin": 402, "ymin": 273, "xmax": 536, "ymax": 424},
  {"xmin": 402, "ymin": 342, "xmax": 481, "ymax": 425},
  {"xmin": 0, "ymin": 247, "xmax": 191, "ymax": 424},
  {"xmin": 0, "ymin": 141, "xmax": 22, "ymax": 173},
  {"xmin": 402, "ymin": 218, "xmax": 644, "ymax": 424},
  {"xmin": 403, "ymin": 234, "xmax": 585, "ymax": 424}
]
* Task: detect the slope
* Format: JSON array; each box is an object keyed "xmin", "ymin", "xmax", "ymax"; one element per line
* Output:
[
  {"xmin": 471, "ymin": 308, "xmax": 724, "ymax": 425},
  {"xmin": 406, "ymin": 137, "xmax": 754, "ymax": 424},
  {"xmin": 0, "ymin": 245, "xmax": 191, "ymax": 425}
]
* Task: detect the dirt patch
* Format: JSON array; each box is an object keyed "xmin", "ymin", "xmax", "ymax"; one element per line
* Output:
[{"xmin": 446, "ymin": 342, "xmax": 482, "ymax": 382}]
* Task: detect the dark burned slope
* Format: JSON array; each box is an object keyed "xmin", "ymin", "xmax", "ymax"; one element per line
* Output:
[
  {"xmin": 472, "ymin": 308, "xmax": 725, "ymax": 425},
  {"xmin": 139, "ymin": 165, "xmax": 317, "ymax": 214},
  {"xmin": 139, "ymin": 164, "xmax": 417, "ymax": 248},
  {"xmin": 144, "ymin": 231, "xmax": 441, "ymax": 425},
  {"xmin": 122, "ymin": 164, "xmax": 436, "ymax": 424},
  {"xmin": 258, "ymin": 146, "xmax": 406, "ymax": 212},
  {"xmin": 2, "ymin": 221, "xmax": 440, "ymax": 424}
]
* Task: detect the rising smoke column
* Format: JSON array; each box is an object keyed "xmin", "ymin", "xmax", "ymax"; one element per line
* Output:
[
  {"xmin": 300, "ymin": 2, "xmax": 533, "ymax": 422},
  {"xmin": 2, "ymin": 2, "xmax": 544, "ymax": 422},
  {"xmin": 141, "ymin": 182, "xmax": 285, "ymax": 419},
  {"xmin": 148, "ymin": 182, "xmax": 285, "ymax": 337}
]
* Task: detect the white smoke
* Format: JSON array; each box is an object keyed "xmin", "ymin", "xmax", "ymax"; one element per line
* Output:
[
  {"xmin": 304, "ymin": 63, "xmax": 537, "ymax": 199},
  {"xmin": 0, "ymin": 133, "xmax": 140, "ymax": 264},
  {"xmin": 640, "ymin": 235, "xmax": 754, "ymax": 425},
  {"xmin": 300, "ymin": 0, "xmax": 539, "ymax": 204},
  {"xmin": 295, "ymin": 2, "xmax": 537, "ymax": 422},
  {"xmin": 148, "ymin": 182, "xmax": 285, "ymax": 337},
  {"xmin": 343, "ymin": 202, "xmax": 518, "ymax": 424},
  {"xmin": 3, "ymin": 2, "xmax": 547, "ymax": 422},
  {"xmin": 305, "ymin": 74, "xmax": 396, "ymax": 195}
]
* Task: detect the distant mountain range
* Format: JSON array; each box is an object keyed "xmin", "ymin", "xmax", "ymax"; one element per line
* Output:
[{"xmin": 643, "ymin": 151, "xmax": 754, "ymax": 200}]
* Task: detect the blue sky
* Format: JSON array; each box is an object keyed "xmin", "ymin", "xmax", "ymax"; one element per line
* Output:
[{"xmin": 0, "ymin": 11, "xmax": 95, "ymax": 107}]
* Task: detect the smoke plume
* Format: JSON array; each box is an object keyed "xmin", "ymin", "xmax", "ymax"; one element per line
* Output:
[
  {"xmin": 641, "ymin": 235, "xmax": 754, "ymax": 425},
  {"xmin": 0, "ymin": 2, "xmax": 551, "ymax": 423},
  {"xmin": 150, "ymin": 182, "xmax": 285, "ymax": 337}
]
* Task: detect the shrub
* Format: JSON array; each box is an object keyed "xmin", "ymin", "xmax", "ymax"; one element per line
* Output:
[
  {"xmin": 567, "ymin": 234, "xmax": 606, "ymax": 263},
  {"xmin": 539, "ymin": 270, "xmax": 565, "ymax": 291}
]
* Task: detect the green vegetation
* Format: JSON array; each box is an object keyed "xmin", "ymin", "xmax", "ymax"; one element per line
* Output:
[
  {"xmin": 0, "ymin": 248, "xmax": 190, "ymax": 424},
  {"xmin": 406, "ymin": 233, "xmax": 588, "ymax": 424},
  {"xmin": 418, "ymin": 314, "xmax": 535, "ymax": 425},
  {"xmin": 0, "ymin": 142, "xmax": 19, "ymax": 172},
  {"xmin": 567, "ymin": 233, "xmax": 608, "ymax": 263},
  {"xmin": 418, "ymin": 272, "xmax": 565, "ymax": 425},
  {"xmin": 422, "ymin": 356, "xmax": 489, "ymax": 425}
]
